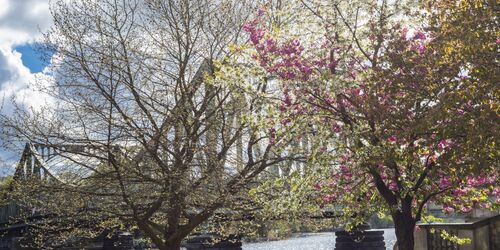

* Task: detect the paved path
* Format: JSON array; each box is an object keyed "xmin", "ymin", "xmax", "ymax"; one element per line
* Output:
[{"xmin": 243, "ymin": 228, "xmax": 396, "ymax": 250}]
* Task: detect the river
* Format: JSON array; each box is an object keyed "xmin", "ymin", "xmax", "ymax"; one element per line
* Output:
[{"xmin": 243, "ymin": 228, "xmax": 396, "ymax": 250}]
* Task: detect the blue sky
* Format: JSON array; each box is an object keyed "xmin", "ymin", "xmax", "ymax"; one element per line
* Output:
[
  {"xmin": 0, "ymin": 0, "xmax": 52, "ymax": 175},
  {"xmin": 14, "ymin": 44, "xmax": 51, "ymax": 73}
]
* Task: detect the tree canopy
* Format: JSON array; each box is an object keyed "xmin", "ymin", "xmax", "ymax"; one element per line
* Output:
[
  {"xmin": 241, "ymin": 0, "xmax": 499, "ymax": 249},
  {"xmin": 0, "ymin": 1, "xmax": 497, "ymax": 250},
  {"xmin": 0, "ymin": 0, "xmax": 303, "ymax": 249}
]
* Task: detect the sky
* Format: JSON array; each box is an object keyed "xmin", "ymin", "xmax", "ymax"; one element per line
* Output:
[{"xmin": 0, "ymin": 0, "xmax": 53, "ymax": 175}]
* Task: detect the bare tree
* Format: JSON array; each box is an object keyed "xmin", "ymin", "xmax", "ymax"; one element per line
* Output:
[{"xmin": 0, "ymin": 0, "xmax": 300, "ymax": 249}]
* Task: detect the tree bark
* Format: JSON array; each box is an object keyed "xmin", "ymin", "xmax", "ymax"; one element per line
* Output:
[
  {"xmin": 163, "ymin": 240, "xmax": 181, "ymax": 250},
  {"xmin": 392, "ymin": 211, "xmax": 416, "ymax": 250}
]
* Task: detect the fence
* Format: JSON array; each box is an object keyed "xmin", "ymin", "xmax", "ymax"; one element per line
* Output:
[{"xmin": 415, "ymin": 214, "xmax": 499, "ymax": 250}]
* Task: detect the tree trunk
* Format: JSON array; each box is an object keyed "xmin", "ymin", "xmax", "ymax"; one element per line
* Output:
[
  {"xmin": 163, "ymin": 239, "xmax": 182, "ymax": 250},
  {"xmin": 392, "ymin": 211, "xmax": 416, "ymax": 250}
]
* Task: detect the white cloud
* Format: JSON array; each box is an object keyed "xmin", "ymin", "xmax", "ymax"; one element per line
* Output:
[
  {"xmin": 0, "ymin": 0, "xmax": 53, "ymax": 174},
  {"xmin": 0, "ymin": 45, "xmax": 54, "ymax": 109},
  {"xmin": 0, "ymin": 0, "xmax": 9, "ymax": 18},
  {"xmin": 0, "ymin": 0, "xmax": 52, "ymax": 46},
  {"xmin": 0, "ymin": 0, "xmax": 53, "ymax": 110}
]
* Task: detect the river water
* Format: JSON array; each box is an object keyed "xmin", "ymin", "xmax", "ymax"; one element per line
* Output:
[{"xmin": 243, "ymin": 228, "xmax": 396, "ymax": 250}]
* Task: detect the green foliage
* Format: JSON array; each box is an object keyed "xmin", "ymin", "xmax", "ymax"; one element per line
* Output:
[
  {"xmin": 420, "ymin": 214, "xmax": 445, "ymax": 223},
  {"xmin": 0, "ymin": 176, "xmax": 13, "ymax": 203},
  {"xmin": 439, "ymin": 230, "xmax": 472, "ymax": 245}
]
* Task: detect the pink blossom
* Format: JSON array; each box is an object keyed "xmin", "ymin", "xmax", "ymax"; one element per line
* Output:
[
  {"xmin": 331, "ymin": 122, "xmax": 342, "ymax": 133},
  {"xmin": 481, "ymin": 203, "xmax": 491, "ymax": 209},
  {"xmin": 279, "ymin": 104, "xmax": 287, "ymax": 112},
  {"xmin": 325, "ymin": 96, "xmax": 334, "ymax": 105},
  {"xmin": 352, "ymin": 87, "xmax": 365, "ymax": 97},
  {"xmin": 265, "ymin": 38, "xmax": 277, "ymax": 52},
  {"xmin": 279, "ymin": 71, "xmax": 296, "ymax": 80},
  {"xmin": 388, "ymin": 181, "xmax": 398, "ymax": 191},
  {"xmin": 413, "ymin": 31, "xmax": 426, "ymax": 40},
  {"xmin": 343, "ymin": 185, "xmax": 352, "ymax": 193},
  {"xmin": 377, "ymin": 163, "xmax": 385, "ymax": 170},
  {"xmin": 249, "ymin": 29, "xmax": 265, "ymax": 45},
  {"xmin": 475, "ymin": 176, "xmax": 487, "ymax": 186},
  {"xmin": 280, "ymin": 118, "xmax": 290, "ymax": 126},
  {"xmin": 349, "ymin": 69, "xmax": 357, "ymax": 79},
  {"xmin": 268, "ymin": 127, "xmax": 276, "ymax": 145},
  {"xmin": 388, "ymin": 135, "xmax": 397, "ymax": 144},
  {"xmin": 344, "ymin": 172, "xmax": 353, "ymax": 179},
  {"xmin": 492, "ymin": 187, "xmax": 500, "ymax": 196},
  {"xmin": 328, "ymin": 180, "xmax": 337, "ymax": 188},
  {"xmin": 293, "ymin": 105, "xmax": 305, "ymax": 115},
  {"xmin": 486, "ymin": 174, "xmax": 497, "ymax": 184},
  {"xmin": 301, "ymin": 65, "xmax": 313, "ymax": 75},
  {"xmin": 307, "ymin": 95, "xmax": 316, "ymax": 103},
  {"xmin": 428, "ymin": 153, "xmax": 438, "ymax": 163},
  {"xmin": 438, "ymin": 139, "xmax": 451, "ymax": 151},
  {"xmin": 323, "ymin": 194, "xmax": 337, "ymax": 203},
  {"xmin": 380, "ymin": 172, "xmax": 388, "ymax": 180},
  {"xmin": 283, "ymin": 92, "xmax": 293, "ymax": 106},
  {"xmin": 443, "ymin": 206, "xmax": 454, "ymax": 214},
  {"xmin": 242, "ymin": 20, "xmax": 257, "ymax": 33},
  {"xmin": 401, "ymin": 27, "xmax": 409, "ymax": 39},
  {"xmin": 453, "ymin": 188, "xmax": 467, "ymax": 197},
  {"xmin": 416, "ymin": 43, "xmax": 426, "ymax": 54},
  {"xmin": 466, "ymin": 177, "xmax": 475, "ymax": 186},
  {"xmin": 339, "ymin": 165, "xmax": 349, "ymax": 173},
  {"xmin": 460, "ymin": 207, "xmax": 472, "ymax": 213},
  {"xmin": 439, "ymin": 176, "xmax": 452, "ymax": 189},
  {"xmin": 313, "ymin": 183, "xmax": 321, "ymax": 191},
  {"xmin": 257, "ymin": 7, "xmax": 265, "ymax": 17},
  {"xmin": 466, "ymin": 176, "xmax": 488, "ymax": 187}
]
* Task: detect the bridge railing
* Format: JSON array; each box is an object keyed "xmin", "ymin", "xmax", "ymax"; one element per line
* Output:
[{"xmin": 415, "ymin": 214, "xmax": 500, "ymax": 250}]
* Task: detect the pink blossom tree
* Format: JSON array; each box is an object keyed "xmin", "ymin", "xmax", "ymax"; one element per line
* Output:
[{"xmin": 242, "ymin": 1, "xmax": 499, "ymax": 249}]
